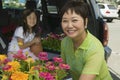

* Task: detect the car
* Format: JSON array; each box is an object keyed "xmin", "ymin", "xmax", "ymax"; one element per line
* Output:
[
  {"xmin": 98, "ymin": 3, "xmax": 119, "ymax": 22},
  {"xmin": 117, "ymin": 5, "xmax": 120, "ymax": 19},
  {"xmin": 0, "ymin": 0, "xmax": 111, "ymax": 61}
]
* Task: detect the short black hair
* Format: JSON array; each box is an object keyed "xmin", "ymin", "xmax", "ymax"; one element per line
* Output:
[{"xmin": 60, "ymin": 0, "xmax": 89, "ymax": 25}]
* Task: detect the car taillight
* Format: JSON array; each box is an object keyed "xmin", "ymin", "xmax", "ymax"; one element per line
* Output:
[
  {"xmin": 106, "ymin": 10, "xmax": 110, "ymax": 13},
  {"xmin": 103, "ymin": 22, "xmax": 109, "ymax": 46}
]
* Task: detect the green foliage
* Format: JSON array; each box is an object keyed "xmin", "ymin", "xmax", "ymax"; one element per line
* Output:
[
  {"xmin": 42, "ymin": 37, "xmax": 61, "ymax": 52},
  {"xmin": 57, "ymin": 69, "xmax": 68, "ymax": 80},
  {"xmin": 41, "ymin": 33, "xmax": 63, "ymax": 52}
]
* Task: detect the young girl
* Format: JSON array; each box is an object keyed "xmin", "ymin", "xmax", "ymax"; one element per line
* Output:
[{"xmin": 7, "ymin": 9, "xmax": 43, "ymax": 60}]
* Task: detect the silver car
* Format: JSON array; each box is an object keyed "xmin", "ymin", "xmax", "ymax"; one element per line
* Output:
[{"xmin": 98, "ymin": 3, "xmax": 119, "ymax": 22}]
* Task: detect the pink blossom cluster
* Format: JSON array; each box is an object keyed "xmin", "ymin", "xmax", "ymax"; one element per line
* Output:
[{"xmin": 39, "ymin": 72, "xmax": 54, "ymax": 80}]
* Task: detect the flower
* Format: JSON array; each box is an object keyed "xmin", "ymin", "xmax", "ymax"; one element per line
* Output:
[
  {"xmin": 0, "ymin": 51, "xmax": 70, "ymax": 80},
  {"xmin": 10, "ymin": 71, "xmax": 28, "ymax": 80}
]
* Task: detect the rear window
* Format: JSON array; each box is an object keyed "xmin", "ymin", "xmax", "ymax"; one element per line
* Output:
[
  {"xmin": 2, "ymin": 0, "xmax": 26, "ymax": 9},
  {"xmin": 98, "ymin": 4, "xmax": 105, "ymax": 9},
  {"xmin": 108, "ymin": 5, "xmax": 117, "ymax": 9},
  {"xmin": 46, "ymin": 0, "xmax": 58, "ymax": 14}
]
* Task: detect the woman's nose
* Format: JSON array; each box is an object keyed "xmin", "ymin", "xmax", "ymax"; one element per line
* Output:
[{"xmin": 67, "ymin": 22, "xmax": 73, "ymax": 28}]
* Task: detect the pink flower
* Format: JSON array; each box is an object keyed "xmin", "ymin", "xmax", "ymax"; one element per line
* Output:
[
  {"xmin": 3, "ymin": 58, "xmax": 10, "ymax": 64},
  {"xmin": 59, "ymin": 63, "xmax": 70, "ymax": 70},
  {"xmin": 13, "ymin": 50, "xmax": 27, "ymax": 60},
  {"xmin": 38, "ymin": 52, "xmax": 48, "ymax": 57},
  {"xmin": 39, "ymin": 72, "xmax": 54, "ymax": 80},
  {"xmin": 38, "ymin": 52, "xmax": 48, "ymax": 61},
  {"xmin": 45, "ymin": 61, "xmax": 54, "ymax": 66},
  {"xmin": 40, "ymin": 57, "xmax": 48, "ymax": 61},
  {"xmin": 53, "ymin": 57, "xmax": 63, "ymax": 63},
  {"xmin": 2, "ymin": 65, "xmax": 11, "ymax": 71},
  {"xmin": 46, "ymin": 65, "xmax": 55, "ymax": 71}
]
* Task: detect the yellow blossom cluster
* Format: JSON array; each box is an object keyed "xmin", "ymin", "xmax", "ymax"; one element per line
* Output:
[
  {"xmin": 11, "ymin": 71, "xmax": 28, "ymax": 80},
  {"xmin": 0, "ymin": 55, "xmax": 7, "ymax": 62},
  {"xmin": 6, "ymin": 61, "xmax": 21, "ymax": 72}
]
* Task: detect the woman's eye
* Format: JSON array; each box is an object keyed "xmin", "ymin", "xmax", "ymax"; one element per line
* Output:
[
  {"xmin": 62, "ymin": 20, "xmax": 68, "ymax": 23},
  {"xmin": 72, "ymin": 19, "xmax": 78, "ymax": 22}
]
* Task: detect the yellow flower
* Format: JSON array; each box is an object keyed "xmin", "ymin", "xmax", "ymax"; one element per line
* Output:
[
  {"xmin": 29, "ymin": 66, "xmax": 35, "ymax": 74},
  {"xmin": 11, "ymin": 71, "xmax": 28, "ymax": 80},
  {"xmin": 25, "ymin": 57, "xmax": 34, "ymax": 63},
  {"xmin": 0, "ymin": 55, "xmax": 7, "ymax": 62},
  {"xmin": 7, "ymin": 61, "xmax": 20, "ymax": 72}
]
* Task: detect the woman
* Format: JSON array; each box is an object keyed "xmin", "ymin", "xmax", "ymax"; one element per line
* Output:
[
  {"xmin": 7, "ymin": 9, "xmax": 43, "ymax": 60},
  {"xmin": 60, "ymin": 1, "xmax": 113, "ymax": 80}
]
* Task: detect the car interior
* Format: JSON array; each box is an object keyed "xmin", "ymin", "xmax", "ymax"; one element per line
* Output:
[{"xmin": 0, "ymin": 0, "xmax": 100, "ymax": 53}]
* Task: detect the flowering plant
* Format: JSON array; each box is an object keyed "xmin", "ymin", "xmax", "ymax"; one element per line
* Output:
[
  {"xmin": 0, "ymin": 50, "xmax": 70, "ymax": 80},
  {"xmin": 41, "ymin": 33, "xmax": 66, "ymax": 52}
]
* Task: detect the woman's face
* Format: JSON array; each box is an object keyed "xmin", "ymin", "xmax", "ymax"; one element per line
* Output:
[
  {"xmin": 26, "ymin": 12, "xmax": 37, "ymax": 28},
  {"xmin": 61, "ymin": 10, "xmax": 86, "ymax": 39}
]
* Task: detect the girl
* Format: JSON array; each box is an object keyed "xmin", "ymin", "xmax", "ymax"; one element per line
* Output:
[{"xmin": 7, "ymin": 9, "xmax": 43, "ymax": 60}]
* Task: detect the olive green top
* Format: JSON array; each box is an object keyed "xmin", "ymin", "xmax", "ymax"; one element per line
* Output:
[{"xmin": 61, "ymin": 31, "xmax": 113, "ymax": 80}]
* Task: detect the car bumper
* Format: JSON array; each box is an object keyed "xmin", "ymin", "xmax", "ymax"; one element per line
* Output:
[
  {"xmin": 103, "ymin": 17, "xmax": 118, "ymax": 19},
  {"xmin": 104, "ymin": 46, "xmax": 112, "ymax": 61}
]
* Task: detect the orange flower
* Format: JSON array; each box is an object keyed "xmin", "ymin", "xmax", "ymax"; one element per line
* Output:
[{"xmin": 11, "ymin": 71, "xmax": 28, "ymax": 80}]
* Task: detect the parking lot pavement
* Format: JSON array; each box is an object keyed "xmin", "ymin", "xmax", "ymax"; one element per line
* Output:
[{"xmin": 107, "ymin": 52, "xmax": 120, "ymax": 79}]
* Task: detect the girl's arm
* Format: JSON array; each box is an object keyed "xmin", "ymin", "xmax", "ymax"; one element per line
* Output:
[{"xmin": 17, "ymin": 37, "xmax": 40, "ymax": 49}]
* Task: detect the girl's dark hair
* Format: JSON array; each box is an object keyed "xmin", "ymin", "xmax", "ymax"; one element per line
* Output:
[
  {"xmin": 60, "ymin": 0, "xmax": 89, "ymax": 25},
  {"xmin": 20, "ymin": 9, "xmax": 40, "ymax": 36}
]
